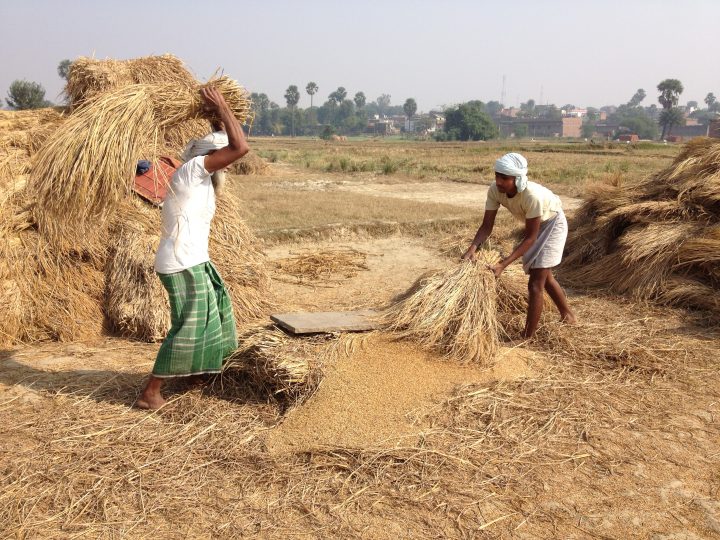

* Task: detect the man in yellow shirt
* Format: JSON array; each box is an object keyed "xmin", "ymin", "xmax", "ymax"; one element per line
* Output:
[{"xmin": 463, "ymin": 152, "xmax": 576, "ymax": 338}]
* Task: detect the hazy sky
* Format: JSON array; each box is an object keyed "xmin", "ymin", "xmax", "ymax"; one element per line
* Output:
[{"xmin": 2, "ymin": 0, "xmax": 719, "ymax": 111}]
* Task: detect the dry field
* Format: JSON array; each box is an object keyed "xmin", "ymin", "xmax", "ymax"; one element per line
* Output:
[{"xmin": 2, "ymin": 136, "xmax": 719, "ymax": 539}]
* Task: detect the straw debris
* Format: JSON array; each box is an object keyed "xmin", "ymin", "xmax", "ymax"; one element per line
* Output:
[
  {"xmin": 226, "ymin": 325, "xmax": 332, "ymax": 402},
  {"xmin": 272, "ymin": 246, "xmax": 369, "ymax": 285}
]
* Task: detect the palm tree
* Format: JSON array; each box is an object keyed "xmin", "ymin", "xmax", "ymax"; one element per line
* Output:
[
  {"xmin": 657, "ymin": 79, "xmax": 684, "ymax": 139},
  {"xmin": 329, "ymin": 87, "xmax": 347, "ymax": 105},
  {"xmin": 306, "ymin": 82, "xmax": 318, "ymax": 108},
  {"xmin": 403, "ymin": 98, "xmax": 417, "ymax": 134},
  {"xmin": 354, "ymin": 91, "xmax": 366, "ymax": 109},
  {"xmin": 284, "ymin": 85, "xmax": 300, "ymax": 137}
]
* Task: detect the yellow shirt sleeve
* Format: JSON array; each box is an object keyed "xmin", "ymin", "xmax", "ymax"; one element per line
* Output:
[{"xmin": 485, "ymin": 184, "xmax": 501, "ymax": 211}]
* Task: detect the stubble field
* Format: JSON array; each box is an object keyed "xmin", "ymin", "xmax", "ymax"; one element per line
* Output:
[{"xmin": 2, "ymin": 136, "xmax": 719, "ymax": 539}]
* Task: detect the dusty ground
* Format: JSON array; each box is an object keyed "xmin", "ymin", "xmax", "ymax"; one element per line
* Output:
[{"xmin": 1, "ymin": 138, "xmax": 719, "ymax": 538}]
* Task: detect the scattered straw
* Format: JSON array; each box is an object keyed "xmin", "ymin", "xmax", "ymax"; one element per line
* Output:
[{"xmin": 272, "ymin": 247, "xmax": 369, "ymax": 286}]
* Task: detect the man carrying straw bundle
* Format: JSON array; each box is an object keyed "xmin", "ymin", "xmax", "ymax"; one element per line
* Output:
[
  {"xmin": 137, "ymin": 88, "xmax": 250, "ymax": 409},
  {"xmin": 462, "ymin": 152, "xmax": 576, "ymax": 338}
]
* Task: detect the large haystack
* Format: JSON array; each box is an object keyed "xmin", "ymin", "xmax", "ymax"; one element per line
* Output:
[
  {"xmin": 0, "ymin": 55, "xmax": 272, "ymax": 347},
  {"xmin": 560, "ymin": 137, "xmax": 720, "ymax": 319}
]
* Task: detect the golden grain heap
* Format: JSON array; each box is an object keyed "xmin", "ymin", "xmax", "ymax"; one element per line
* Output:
[
  {"xmin": 560, "ymin": 137, "xmax": 720, "ymax": 320},
  {"xmin": 0, "ymin": 55, "xmax": 272, "ymax": 347}
]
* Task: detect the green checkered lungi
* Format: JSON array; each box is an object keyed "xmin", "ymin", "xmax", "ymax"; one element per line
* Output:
[{"xmin": 152, "ymin": 261, "xmax": 238, "ymax": 377}]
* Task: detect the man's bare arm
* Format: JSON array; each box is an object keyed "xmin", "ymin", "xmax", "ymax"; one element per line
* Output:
[
  {"xmin": 201, "ymin": 87, "xmax": 250, "ymax": 173},
  {"xmin": 462, "ymin": 210, "xmax": 497, "ymax": 260}
]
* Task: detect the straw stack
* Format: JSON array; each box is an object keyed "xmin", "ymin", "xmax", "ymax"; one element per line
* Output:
[{"xmin": 560, "ymin": 137, "xmax": 720, "ymax": 319}]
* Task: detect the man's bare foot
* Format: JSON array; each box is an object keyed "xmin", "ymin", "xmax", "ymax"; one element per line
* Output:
[
  {"xmin": 136, "ymin": 375, "xmax": 166, "ymax": 410},
  {"xmin": 561, "ymin": 312, "xmax": 578, "ymax": 325},
  {"xmin": 135, "ymin": 392, "xmax": 166, "ymax": 410}
]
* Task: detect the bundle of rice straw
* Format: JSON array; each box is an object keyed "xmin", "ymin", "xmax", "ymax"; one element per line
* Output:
[
  {"xmin": 226, "ymin": 325, "xmax": 328, "ymax": 401},
  {"xmin": 31, "ymin": 76, "xmax": 251, "ymax": 241},
  {"xmin": 560, "ymin": 137, "xmax": 720, "ymax": 320},
  {"xmin": 0, "ymin": 192, "xmax": 106, "ymax": 346},
  {"xmin": 381, "ymin": 252, "xmax": 502, "ymax": 363}
]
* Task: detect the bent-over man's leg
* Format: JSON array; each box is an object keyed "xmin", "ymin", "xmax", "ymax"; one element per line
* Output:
[
  {"xmin": 544, "ymin": 272, "xmax": 576, "ymax": 324},
  {"xmin": 524, "ymin": 268, "xmax": 551, "ymax": 338}
]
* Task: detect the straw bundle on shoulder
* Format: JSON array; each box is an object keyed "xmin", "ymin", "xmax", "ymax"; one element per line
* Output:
[
  {"xmin": 560, "ymin": 137, "xmax": 720, "ymax": 320},
  {"xmin": 381, "ymin": 252, "xmax": 501, "ymax": 363},
  {"xmin": 31, "ymin": 77, "xmax": 251, "ymax": 243}
]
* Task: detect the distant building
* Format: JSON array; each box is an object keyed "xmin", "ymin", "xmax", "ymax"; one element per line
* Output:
[
  {"xmin": 496, "ymin": 116, "xmax": 582, "ymax": 138},
  {"xmin": 562, "ymin": 108, "xmax": 587, "ymax": 118},
  {"xmin": 666, "ymin": 124, "xmax": 709, "ymax": 138}
]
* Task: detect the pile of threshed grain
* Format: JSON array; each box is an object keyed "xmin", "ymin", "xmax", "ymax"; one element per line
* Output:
[
  {"xmin": 381, "ymin": 251, "xmax": 531, "ymax": 364},
  {"xmin": 0, "ymin": 55, "xmax": 272, "ymax": 347},
  {"xmin": 559, "ymin": 137, "xmax": 720, "ymax": 320}
]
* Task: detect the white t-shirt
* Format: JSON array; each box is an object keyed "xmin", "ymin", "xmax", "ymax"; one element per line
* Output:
[
  {"xmin": 485, "ymin": 181, "xmax": 562, "ymax": 223},
  {"xmin": 154, "ymin": 156, "xmax": 216, "ymax": 274}
]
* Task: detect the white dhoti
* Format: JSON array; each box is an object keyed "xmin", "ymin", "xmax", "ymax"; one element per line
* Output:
[{"xmin": 522, "ymin": 211, "xmax": 568, "ymax": 274}]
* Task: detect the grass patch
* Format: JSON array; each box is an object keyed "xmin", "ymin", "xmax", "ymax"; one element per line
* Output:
[
  {"xmin": 230, "ymin": 180, "xmax": 478, "ymax": 233},
  {"xmin": 246, "ymin": 137, "xmax": 679, "ymax": 197}
]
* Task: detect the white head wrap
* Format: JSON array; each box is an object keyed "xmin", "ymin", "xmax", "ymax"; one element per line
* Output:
[
  {"xmin": 180, "ymin": 131, "xmax": 229, "ymax": 163},
  {"xmin": 494, "ymin": 152, "xmax": 529, "ymax": 193},
  {"xmin": 180, "ymin": 131, "xmax": 229, "ymax": 194}
]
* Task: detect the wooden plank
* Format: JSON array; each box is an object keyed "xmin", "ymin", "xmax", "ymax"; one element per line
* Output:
[{"xmin": 270, "ymin": 310, "xmax": 379, "ymax": 335}]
